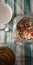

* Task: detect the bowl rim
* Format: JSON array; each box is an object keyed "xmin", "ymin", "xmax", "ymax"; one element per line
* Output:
[{"xmin": 0, "ymin": 3, "xmax": 12, "ymax": 24}]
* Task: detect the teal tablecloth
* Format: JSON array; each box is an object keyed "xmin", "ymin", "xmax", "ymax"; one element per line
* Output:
[
  {"xmin": 0, "ymin": 0, "xmax": 33, "ymax": 65},
  {"xmin": 0, "ymin": 0, "xmax": 33, "ymax": 44}
]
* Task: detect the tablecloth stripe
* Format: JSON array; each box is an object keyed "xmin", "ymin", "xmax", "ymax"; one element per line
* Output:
[
  {"xmin": 16, "ymin": 0, "xmax": 24, "ymax": 15},
  {"xmin": 14, "ymin": 0, "xmax": 16, "ymax": 17},
  {"xmin": 31, "ymin": 44, "xmax": 33, "ymax": 65},
  {"xmin": 24, "ymin": 0, "xmax": 30, "ymax": 14},
  {"xmin": 30, "ymin": 0, "xmax": 33, "ymax": 15},
  {"xmin": 16, "ymin": 43, "xmax": 25, "ymax": 65},
  {"xmin": 4, "ymin": 24, "xmax": 7, "ymax": 44},
  {"xmin": 4, "ymin": 0, "xmax": 7, "ymax": 3},
  {"xmin": 24, "ymin": 42, "xmax": 31, "ymax": 65}
]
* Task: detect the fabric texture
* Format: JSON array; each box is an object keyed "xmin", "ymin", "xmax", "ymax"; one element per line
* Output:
[
  {"xmin": 0, "ymin": 0, "xmax": 32, "ymax": 44},
  {"xmin": 0, "ymin": 0, "xmax": 33, "ymax": 65},
  {"xmin": 0, "ymin": 0, "xmax": 33, "ymax": 44}
]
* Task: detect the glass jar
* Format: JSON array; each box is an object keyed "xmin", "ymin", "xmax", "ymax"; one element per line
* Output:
[{"xmin": 13, "ymin": 15, "xmax": 33, "ymax": 43}]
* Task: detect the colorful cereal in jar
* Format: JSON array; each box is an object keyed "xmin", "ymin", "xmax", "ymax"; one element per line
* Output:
[{"xmin": 16, "ymin": 17, "xmax": 33, "ymax": 40}]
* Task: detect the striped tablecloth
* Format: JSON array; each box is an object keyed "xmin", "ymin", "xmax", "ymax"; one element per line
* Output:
[
  {"xmin": 0, "ymin": 0, "xmax": 33, "ymax": 44},
  {"xmin": 0, "ymin": 0, "xmax": 33, "ymax": 65},
  {"xmin": 4, "ymin": 0, "xmax": 33, "ymax": 16}
]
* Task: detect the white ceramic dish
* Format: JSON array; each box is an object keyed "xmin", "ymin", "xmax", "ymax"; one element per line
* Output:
[{"xmin": 0, "ymin": 3, "xmax": 12, "ymax": 24}]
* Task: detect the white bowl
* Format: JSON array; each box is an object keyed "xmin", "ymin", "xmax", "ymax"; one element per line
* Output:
[{"xmin": 0, "ymin": 3, "xmax": 12, "ymax": 24}]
